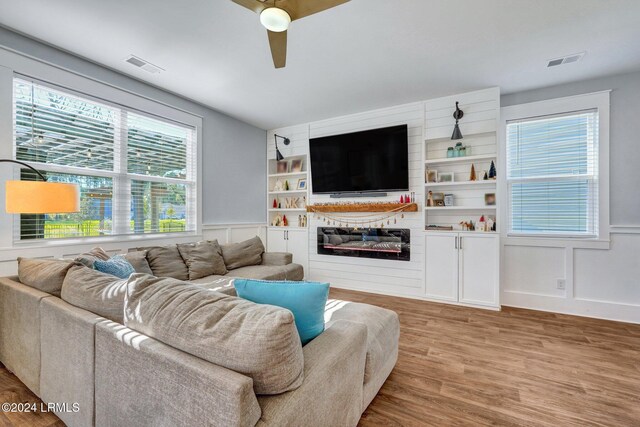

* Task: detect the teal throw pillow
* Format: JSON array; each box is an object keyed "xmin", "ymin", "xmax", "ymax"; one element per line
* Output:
[
  {"xmin": 93, "ymin": 255, "xmax": 136, "ymax": 279},
  {"xmin": 234, "ymin": 279, "xmax": 329, "ymax": 345}
]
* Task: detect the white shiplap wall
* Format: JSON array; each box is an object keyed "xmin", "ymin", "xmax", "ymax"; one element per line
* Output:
[{"xmin": 268, "ymin": 103, "xmax": 426, "ymax": 297}]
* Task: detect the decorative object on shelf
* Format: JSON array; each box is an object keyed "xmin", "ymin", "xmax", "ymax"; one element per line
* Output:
[
  {"xmin": 426, "ymin": 169, "xmax": 438, "ymax": 183},
  {"xmin": 271, "ymin": 214, "xmax": 283, "ymax": 227},
  {"xmin": 447, "ymin": 147, "xmax": 454, "ymax": 158},
  {"xmin": 296, "ymin": 178, "xmax": 307, "ymax": 190},
  {"xmin": 411, "ymin": 192, "xmax": 416, "ymax": 203},
  {"xmin": 469, "ymin": 164, "xmax": 477, "ymax": 181},
  {"xmin": 452, "ymin": 102, "xmax": 464, "ymax": 140},
  {"xmin": 484, "ymin": 193, "xmax": 496, "ymax": 206},
  {"xmin": 432, "ymin": 192, "xmax": 445, "ymax": 207},
  {"xmin": 444, "ymin": 194, "xmax": 454, "ymax": 207},
  {"xmin": 455, "ymin": 142, "xmax": 466, "ymax": 157},
  {"xmin": 273, "ymin": 179, "xmax": 284, "ymax": 191},
  {"xmin": 284, "ymin": 180, "xmax": 290, "ymax": 191},
  {"xmin": 460, "ymin": 220, "xmax": 475, "ymax": 231},
  {"xmin": 483, "ymin": 170, "xmax": 489, "ymax": 180},
  {"xmin": 276, "ymin": 160, "xmax": 288, "ymax": 174},
  {"xmin": 400, "ymin": 195, "xmax": 405, "ymax": 203},
  {"xmin": 273, "ymin": 199, "xmax": 278, "ymax": 208},
  {"xmin": 426, "ymin": 225, "xmax": 454, "ymax": 231},
  {"xmin": 1, "ymin": 159, "xmax": 80, "ymax": 214},
  {"xmin": 274, "ymin": 134, "xmax": 290, "ymax": 161},
  {"xmin": 439, "ymin": 172, "xmax": 454, "ymax": 183},
  {"xmin": 427, "ymin": 191, "xmax": 434, "ymax": 207},
  {"xmin": 283, "ymin": 197, "xmax": 299, "ymax": 209},
  {"xmin": 282, "ymin": 215, "xmax": 288, "ymax": 227},
  {"xmin": 289, "ymin": 158, "xmax": 303, "ymax": 173},
  {"xmin": 489, "ymin": 160, "xmax": 497, "ymax": 179},
  {"xmin": 297, "ymin": 214, "xmax": 307, "ymax": 227}
]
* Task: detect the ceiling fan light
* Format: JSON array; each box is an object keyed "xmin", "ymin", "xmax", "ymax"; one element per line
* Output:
[{"xmin": 260, "ymin": 7, "xmax": 291, "ymax": 32}]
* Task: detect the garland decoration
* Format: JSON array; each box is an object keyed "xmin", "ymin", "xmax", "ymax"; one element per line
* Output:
[{"xmin": 307, "ymin": 202, "xmax": 415, "ymax": 229}]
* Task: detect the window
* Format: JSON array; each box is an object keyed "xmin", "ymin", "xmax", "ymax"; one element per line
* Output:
[
  {"xmin": 13, "ymin": 78, "xmax": 197, "ymax": 240},
  {"xmin": 506, "ymin": 109, "xmax": 599, "ymax": 237}
]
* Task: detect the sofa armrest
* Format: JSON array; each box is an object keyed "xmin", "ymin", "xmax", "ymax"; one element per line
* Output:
[
  {"xmin": 256, "ymin": 320, "xmax": 367, "ymax": 427},
  {"xmin": 94, "ymin": 320, "xmax": 261, "ymax": 427},
  {"xmin": 261, "ymin": 252, "xmax": 293, "ymax": 266}
]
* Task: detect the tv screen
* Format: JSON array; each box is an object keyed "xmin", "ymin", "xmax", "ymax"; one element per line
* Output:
[{"xmin": 309, "ymin": 124, "xmax": 409, "ymax": 194}]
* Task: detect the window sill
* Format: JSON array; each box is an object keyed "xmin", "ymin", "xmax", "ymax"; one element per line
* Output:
[
  {"xmin": 501, "ymin": 235, "xmax": 610, "ymax": 250},
  {"xmin": 4, "ymin": 231, "xmax": 202, "ymax": 251}
]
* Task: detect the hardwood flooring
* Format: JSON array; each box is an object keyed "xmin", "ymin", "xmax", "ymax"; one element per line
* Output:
[{"xmin": 1, "ymin": 288, "xmax": 639, "ymax": 426}]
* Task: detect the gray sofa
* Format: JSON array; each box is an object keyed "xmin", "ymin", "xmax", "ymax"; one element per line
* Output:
[{"xmin": 0, "ymin": 238, "xmax": 399, "ymax": 427}]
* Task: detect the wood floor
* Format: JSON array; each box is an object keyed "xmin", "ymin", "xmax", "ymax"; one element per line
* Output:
[{"xmin": 1, "ymin": 288, "xmax": 639, "ymax": 426}]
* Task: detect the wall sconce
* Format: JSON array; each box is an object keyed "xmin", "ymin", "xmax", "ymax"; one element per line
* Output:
[
  {"xmin": 274, "ymin": 134, "xmax": 290, "ymax": 161},
  {"xmin": 451, "ymin": 101, "xmax": 464, "ymax": 140}
]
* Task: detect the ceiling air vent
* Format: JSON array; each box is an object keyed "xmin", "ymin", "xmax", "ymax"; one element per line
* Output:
[
  {"xmin": 547, "ymin": 52, "xmax": 585, "ymax": 68},
  {"xmin": 125, "ymin": 55, "xmax": 164, "ymax": 74}
]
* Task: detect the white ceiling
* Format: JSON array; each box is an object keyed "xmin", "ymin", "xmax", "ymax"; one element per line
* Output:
[{"xmin": 1, "ymin": 0, "xmax": 639, "ymax": 130}]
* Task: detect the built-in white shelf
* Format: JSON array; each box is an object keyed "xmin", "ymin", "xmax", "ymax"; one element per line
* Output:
[
  {"xmin": 424, "ymin": 206, "xmax": 497, "ymax": 211},
  {"xmin": 424, "ymin": 229, "xmax": 498, "ymax": 234},
  {"xmin": 424, "ymin": 154, "xmax": 496, "ymax": 165},
  {"xmin": 268, "ymin": 190, "xmax": 308, "ymax": 195},
  {"xmin": 268, "ymin": 171, "xmax": 308, "ymax": 178},
  {"xmin": 424, "ymin": 180, "xmax": 496, "ymax": 187},
  {"xmin": 268, "ymin": 208, "xmax": 307, "ymax": 212}
]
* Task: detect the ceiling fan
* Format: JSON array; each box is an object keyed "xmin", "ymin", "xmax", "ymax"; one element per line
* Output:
[{"xmin": 232, "ymin": 0, "xmax": 350, "ymax": 68}]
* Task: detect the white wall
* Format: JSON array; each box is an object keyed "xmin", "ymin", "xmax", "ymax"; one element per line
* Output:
[{"xmin": 499, "ymin": 71, "xmax": 640, "ymax": 324}]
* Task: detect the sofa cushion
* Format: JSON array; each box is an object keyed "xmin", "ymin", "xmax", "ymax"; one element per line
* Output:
[
  {"xmin": 225, "ymin": 263, "xmax": 304, "ymax": 281},
  {"xmin": 235, "ymin": 279, "xmax": 329, "ymax": 345},
  {"xmin": 144, "ymin": 245, "xmax": 189, "ymax": 280},
  {"xmin": 93, "ymin": 255, "xmax": 135, "ymax": 279},
  {"xmin": 324, "ymin": 300, "xmax": 400, "ymax": 387},
  {"xmin": 124, "ymin": 274, "xmax": 304, "ymax": 395},
  {"xmin": 177, "ymin": 240, "xmax": 227, "ymax": 279},
  {"xmin": 17, "ymin": 258, "xmax": 75, "ymax": 297},
  {"xmin": 220, "ymin": 236, "xmax": 264, "ymax": 270},
  {"xmin": 123, "ymin": 251, "xmax": 153, "ymax": 275},
  {"xmin": 188, "ymin": 275, "xmax": 236, "ymax": 296},
  {"xmin": 61, "ymin": 265, "xmax": 128, "ymax": 323},
  {"xmin": 74, "ymin": 247, "xmax": 111, "ymax": 268}
]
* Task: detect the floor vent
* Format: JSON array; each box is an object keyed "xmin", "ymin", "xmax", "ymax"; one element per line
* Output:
[
  {"xmin": 125, "ymin": 55, "xmax": 164, "ymax": 74},
  {"xmin": 547, "ymin": 52, "xmax": 585, "ymax": 67}
]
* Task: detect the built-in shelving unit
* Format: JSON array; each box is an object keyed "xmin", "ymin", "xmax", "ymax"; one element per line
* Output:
[
  {"xmin": 267, "ymin": 154, "xmax": 309, "ymax": 228},
  {"xmin": 423, "ymin": 94, "xmax": 500, "ymax": 234}
]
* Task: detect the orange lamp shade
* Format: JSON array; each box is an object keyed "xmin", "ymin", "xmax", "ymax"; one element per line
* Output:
[{"xmin": 5, "ymin": 181, "xmax": 80, "ymax": 214}]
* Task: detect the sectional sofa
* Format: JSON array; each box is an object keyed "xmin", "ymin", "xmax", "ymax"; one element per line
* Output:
[{"xmin": 0, "ymin": 236, "xmax": 399, "ymax": 427}]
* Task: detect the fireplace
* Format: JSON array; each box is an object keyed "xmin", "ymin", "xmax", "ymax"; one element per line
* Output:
[{"xmin": 317, "ymin": 227, "xmax": 410, "ymax": 261}]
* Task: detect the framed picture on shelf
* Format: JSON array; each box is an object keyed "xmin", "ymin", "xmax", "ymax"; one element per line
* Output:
[
  {"xmin": 276, "ymin": 160, "xmax": 288, "ymax": 174},
  {"xmin": 485, "ymin": 193, "xmax": 496, "ymax": 206},
  {"xmin": 426, "ymin": 169, "xmax": 438, "ymax": 183},
  {"xmin": 289, "ymin": 159, "xmax": 303, "ymax": 173},
  {"xmin": 432, "ymin": 192, "xmax": 445, "ymax": 206},
  {"xmin": 297, "ymin": 178, "xmax": 307, "ymax": 190},
  {"xmin": 439, "ymin": 172, "xmax": 454, "ymax": 183}
]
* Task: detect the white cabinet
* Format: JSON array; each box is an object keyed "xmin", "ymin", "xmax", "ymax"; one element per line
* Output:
[
  {"xmin": 425, "ymin": 233, "xmax": 499, "ymax": 309},
  {"xmin": 267, "ymin": 228, "xmax": 309, "ymax": 277}
]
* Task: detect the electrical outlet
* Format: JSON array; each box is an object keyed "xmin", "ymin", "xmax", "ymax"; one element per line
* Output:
[{"xmin": 556, "ymin": 279, "xmax": 566, "ymax": 290}]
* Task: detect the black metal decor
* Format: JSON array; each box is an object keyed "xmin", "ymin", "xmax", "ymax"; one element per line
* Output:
[
  {"xmin": 451, "ymin": 101, "xmax": 464, "ymax": 140},
  {"xmin": 274, "ymin": 134, "xmax": 290, "ymax": 161}
]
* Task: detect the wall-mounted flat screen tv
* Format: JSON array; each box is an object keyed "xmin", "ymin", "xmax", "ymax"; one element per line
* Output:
[{"xmin": 309, "ymin": 124, "xmax": 409, "ymax": 194}]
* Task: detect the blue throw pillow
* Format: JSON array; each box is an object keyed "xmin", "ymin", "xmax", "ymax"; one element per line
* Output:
[
  {"xmin": 93, "ymin": 255, "xmax": 136, "ymax": 279},
  {"xmin": 234, "ymin": 279, "xmax": 329, "ymax": 345}
]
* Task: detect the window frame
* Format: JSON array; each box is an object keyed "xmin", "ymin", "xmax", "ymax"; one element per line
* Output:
[
  {"xmin": 0, "ymin": 55, "xmax": 202, "ymax": 248},
  {"xmin": 499, "ymin": 91, "xmax": 610, "ymax": 247}
]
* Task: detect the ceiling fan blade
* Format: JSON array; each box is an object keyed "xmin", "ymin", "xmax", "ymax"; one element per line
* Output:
[
  {"xmin": 280, "ymin": 0, "xmax": 350, "ymax": 21},
  {"xmin": 231, "ymin": 0, "xmax": 268, "ymax": 14},
  {"xmin": 267, "ymin": 30, "xmax": 287, "ymax": 68}
]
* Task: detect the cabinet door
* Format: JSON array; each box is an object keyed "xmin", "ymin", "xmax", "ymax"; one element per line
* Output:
[
  {"xmin": 458, "ymin": 235, "xmax": 499, "ymax": 307},
  {"xmin": 425, "ymin": 234, "xmax": 458, "ymax": 302},
  {"xmin": 266, "ymin": 228, "xmax": 287, "ymax": 253},
  {"xmin": 286, "ymin": 229, "xmax": 309, "ymax": 278}
]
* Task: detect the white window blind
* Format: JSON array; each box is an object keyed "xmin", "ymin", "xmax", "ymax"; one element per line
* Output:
[
  {"xmin": 13, "ymin": 77, "xmax": 197, "ymax": 240},
  {"xmin": 506, "ymin": 109, "xmax": 598, "ymax": 237}
]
